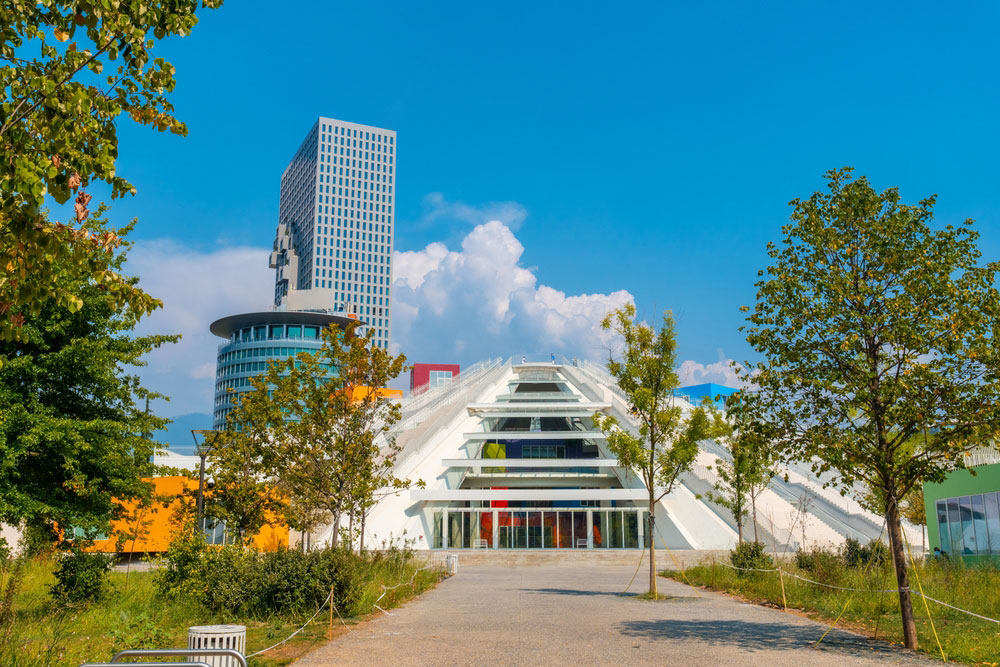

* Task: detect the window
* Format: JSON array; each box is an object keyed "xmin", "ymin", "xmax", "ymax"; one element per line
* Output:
[
  {"xmin": 287, "ymin": 326, "xmax": 302, "ymax": 339},
  {"xmin": 523, "ymin": 445, "xmax": 565, "ymax": 459},
  {"xmin": 66, "ymin": 526, "xmax": 108, "ymax": 541},
  {"xmin": 203, "ymin": 520, "xmax": 227, "ymax": 546},
  {"xmin": 427, "ymin": 370, "xmax": 453, "ymax": 388},
  {"xmin": 936, "ymin": 492, "xmax": 1000, "ymax": 555}
]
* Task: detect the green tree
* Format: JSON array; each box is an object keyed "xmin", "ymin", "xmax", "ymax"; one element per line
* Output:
[
  {"xmin": 203, "ymin": 383, "xmax": 285, "ymax": 546},
  {"xmin": 592, "ymin": 304, "xmax": 724, "ymax": 597},
  {"xmin": 744, "ymin": 167, "xmax": 1000, "ymax": 649},
  {"xmin": 248, "ymin": 322, "xmax": 411, "ymax": 549},
  {"xmin": 346, "ymin": 423, "xmax": 422, "ymax": 552},
  {"xmin": 1, "ymin": 0, "xmax": 221, "ymax": 340},
  {"xmin": 708, "ymin": 391, "xmax": 779, "ymax": 545},
  {"xmin": 0, "ymin": 211, "xmax": 176, "ymax": 539}
]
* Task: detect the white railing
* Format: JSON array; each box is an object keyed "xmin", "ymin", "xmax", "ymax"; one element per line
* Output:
[
  {"xmin": 691, "ymin": 462, "xmax": 721, "ymax": 486},
  {"xmin": 398, "ymin": 358, "xmax": 502, "ymax": 415},
  {"xmin": 393, "ymin": 358, "xmax": 508, "ymax": 435},
  {"xmin": 393, "ymin": 360, "xmax": 512, "ymax": 477},
  {"xmin": 575, "ymin": 359, "xmax": 630, "ymax": 404},
  {"xmin": 963, "ymin": 445, "xmax": 1000, "ymax": 468},
  {"xmin": 575, "ymin": 358, "xmax": 698, "ymax": 412}
]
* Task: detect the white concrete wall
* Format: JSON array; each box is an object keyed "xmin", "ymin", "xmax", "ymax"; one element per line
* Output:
[
  {"xmin": 657, "ymin": 486, "xmax": 738, "ymax": 550},
  {"xmin": 349, "ymin": 366, "xmax": 511, "ymax": 549},
  {"xmin": 1, "ymin": 523, "xmax": 21, "ymax": 555}
]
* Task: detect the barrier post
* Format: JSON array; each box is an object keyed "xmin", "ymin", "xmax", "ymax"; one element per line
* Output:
[
  {"xmin": 778, "ymin": 568, "xmax": 788, "ymax": 611},
  {"xmin": 328, "ymin": 587, "xmax": 334, "ymax": 640},
  {"xmin": 904, "ymin": 531, "xmax": 946, "ymax": 662}
]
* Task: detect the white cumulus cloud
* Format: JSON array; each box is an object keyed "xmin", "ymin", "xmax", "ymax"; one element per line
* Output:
[
  {"xmin": 391, "ymin": 220, "xmax": 633, "ymax": 364},
  {"xmin": 127, "ymin": 240, "xmax": 273, "ymax": 418},
  {"xmin": 122, "ymin": 212, "xmax": 740, "ymax": 420}
]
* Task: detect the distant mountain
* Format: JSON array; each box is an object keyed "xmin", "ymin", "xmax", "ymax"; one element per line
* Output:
[{"xmin": 153, "ymin": 412, "xmax": 213, "ymax": 455}]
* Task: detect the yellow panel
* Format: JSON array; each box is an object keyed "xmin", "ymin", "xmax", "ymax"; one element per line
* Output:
[{"xmin": 483, "ymin": 441, "xmax": 506, "ymax": 473}]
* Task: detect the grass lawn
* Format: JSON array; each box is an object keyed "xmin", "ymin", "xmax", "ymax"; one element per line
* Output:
[
  {"xmin": 663, "ymin": 557, "xmax": 1000, "ymax": 666},
  {"xmin": 2, "ymin": 555, "xmax": 442, "ymax": 667}
]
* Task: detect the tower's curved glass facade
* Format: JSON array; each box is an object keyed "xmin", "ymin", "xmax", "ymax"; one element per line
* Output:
[{"xmin": 210, "ymin": 311, "xmax": 356, "ymax": 429}]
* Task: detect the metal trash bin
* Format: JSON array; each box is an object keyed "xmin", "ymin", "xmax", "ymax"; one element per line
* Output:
[
  {"xmin": 446, "ymin": 554, "xmax": 459, "ymax": 575},
  {"xmin": 187, "ymin": 625, "xmax": 246, "ymax": 666}
]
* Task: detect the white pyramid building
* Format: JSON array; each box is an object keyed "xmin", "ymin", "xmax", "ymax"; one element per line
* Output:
[{"xmin": 329, "ymin": 358, "xmax": 916, "ymax": 552}]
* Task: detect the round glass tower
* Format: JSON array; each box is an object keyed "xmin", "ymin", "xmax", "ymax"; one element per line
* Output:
[{"xmin": 209, "ymin": 311, "xmax": 357, "ymax": 429}]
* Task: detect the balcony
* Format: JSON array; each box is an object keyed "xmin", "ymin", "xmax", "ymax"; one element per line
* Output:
[
  {"xmin": 467, "ymin": 401, "xmax": 610, "ymax": 417},
  {"xmin": 442, "ymin": 458, "xmax": 618, "ymax": 468}
]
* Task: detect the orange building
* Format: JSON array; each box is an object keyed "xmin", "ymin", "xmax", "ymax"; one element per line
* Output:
[
  {"xmin": 80, "ymin": 476, "xmax": 288, "ymax": 553},
  {"xmin": 350, "ymin": 386, "xmax": 403, "ymax": 402}
]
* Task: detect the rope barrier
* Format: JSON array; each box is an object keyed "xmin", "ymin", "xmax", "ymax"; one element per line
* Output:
[
  {"xmin": 372, "ymin": 564, "xmax": 435, "ymax": 616},
  {"xmin": 247, "ymin": 562, "xmax": 439, "ymax": 656},
  {"xmin": 814, "ymin": 521, "xmax": 885, "ymax": 650},
  {"xmin": 781, "ymin": 569, "xmax": 902, "ymax": 594},
  {"xmin": 708, "ymin": 560, "xmax": 1000, "ymax": 625},
  {"xmin": 622, "ymin": 547, "xmax": 645, "ymax": 594},
  {"xmin": 917, "ymin": 593, "xmax": 1000, "ymax": 625},
  {"xmin": 246, "ymin": 590, "xmax": 332, "ymax": 658}
]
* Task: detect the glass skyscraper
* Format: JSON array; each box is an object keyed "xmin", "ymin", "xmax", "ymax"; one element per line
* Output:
[{"xmin": 270, "ymin": 117, "xmax": 395, "ymax": 350}]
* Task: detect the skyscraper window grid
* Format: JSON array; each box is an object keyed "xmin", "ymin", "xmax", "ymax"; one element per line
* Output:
[{"xmin": 271, "ymin": 117, "xmax": 395, "ymax": 350}]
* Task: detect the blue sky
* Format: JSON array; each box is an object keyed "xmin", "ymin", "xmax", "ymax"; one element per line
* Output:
[{"xmin": 89, "ymin": 1, "xmax": 1000, "ymax": 425}]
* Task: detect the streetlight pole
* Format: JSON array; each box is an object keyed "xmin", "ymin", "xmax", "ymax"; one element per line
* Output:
[{"xmin": 191, "ymin": 430, "xmax": 212, "ymax": 535}]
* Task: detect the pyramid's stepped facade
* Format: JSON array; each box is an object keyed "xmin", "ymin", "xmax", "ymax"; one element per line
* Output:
[{"xmin": 315, "ymin": 359, "xmax": 920, "ymax": 552}]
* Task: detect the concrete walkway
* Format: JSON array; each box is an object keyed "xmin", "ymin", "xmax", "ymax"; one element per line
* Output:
[{"xmin": 294, "ymin": 564, "xmax": 938, "ymax": 666}]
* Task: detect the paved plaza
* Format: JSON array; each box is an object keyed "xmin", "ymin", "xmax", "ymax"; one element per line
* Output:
[{"xmin": 294, "ymin": 563, "xmax": 937, "ymax": 666}]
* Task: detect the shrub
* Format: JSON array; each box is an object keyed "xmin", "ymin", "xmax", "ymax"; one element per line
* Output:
[
  {"xmin": 109, "ymin": 612, "xmax": 170, "ymax": 656},
  {"xmin": 49, "ymin": 546, "xmax": 113, "ymax": 604},
  {"xmin": 842, "ymin": 537, "xmax": 888, "ymax": 568},
  {"xmin": 794, "ymin": 547, "xmax": 813, "ymax": 571},
  {"xmin": 860, "ymin": 539, "xmax": 888, "ymax": 567},
  {"xmin": 158, "ymin": 541, "xmax": 428, "ymax": 619},
  {"xmin": 730, "ymin": 541, "xmax": 773, "ymax": 574},
  {"xmin": 794, "ymin": 545, "xmax": 844, "ymax": 584},
  {"xmin": 22, "ymin": 521, "xmax": 58, "ymax": 558},
  {"xmin": 842, "ymin": 537, "xmax": 863, "ymax": 567},
  {"xmin": 154, "ymin": 527, "xmax": 207, "ymax": 597}
]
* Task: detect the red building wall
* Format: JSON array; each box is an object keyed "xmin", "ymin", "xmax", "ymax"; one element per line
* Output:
[{"xmin": 410, "ymin": 363, "xmax": 461, "ymax": 391}]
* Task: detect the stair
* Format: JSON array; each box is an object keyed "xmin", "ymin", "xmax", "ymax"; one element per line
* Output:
[{"xmin": 421, "ymin": 548, "xmax": 727, "ymax": 569}]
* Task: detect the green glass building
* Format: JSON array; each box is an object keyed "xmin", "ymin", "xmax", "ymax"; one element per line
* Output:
[{"xmin": 923, "ymin": 452, "xmax": 1000, "ymax": 564}]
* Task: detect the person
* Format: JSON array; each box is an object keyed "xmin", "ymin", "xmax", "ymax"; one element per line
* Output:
[
  {"xmin": 550, "ymin": 352, "xmax": 556, "ymax": 364},
  {"xmin": 572, "ymin": 356, "xmax": 578, "ymax": 367},
  {"xmin": 521, "ymin": 355, "xmax": 526, "ymax": 364}
]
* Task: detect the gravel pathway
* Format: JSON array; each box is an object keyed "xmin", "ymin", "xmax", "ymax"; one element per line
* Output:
[{"xmin": 293, "ymin": 563, "xmax": 940, "ymax": 666}]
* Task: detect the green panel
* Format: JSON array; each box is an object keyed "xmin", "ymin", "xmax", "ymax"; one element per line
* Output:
[{"xmin": 923, "ymin": 463, "xmax": 1000, "ymax": 564}]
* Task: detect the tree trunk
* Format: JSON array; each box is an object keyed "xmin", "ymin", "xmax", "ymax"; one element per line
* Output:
[
  {"xmin": 360, "ymin": 513, "xmax": 366, "ymax": 553},
  {"xmin": 648, "ymin": 497, "xmax": 657, "ymax": 598},
  {"xmin": 330, "ymin": 513, "xmax": 341, "ymax": 549},
  {"xmin": 752, "ymin": 495, "xmax": 759, "ymax": 543},
  {"xmin": 736, "ymin": 513, "xmax": 743, "ymax": 546},
  {"xmin": 886, "ymin": 496, "xmax": 918, "ymax": 650}
]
